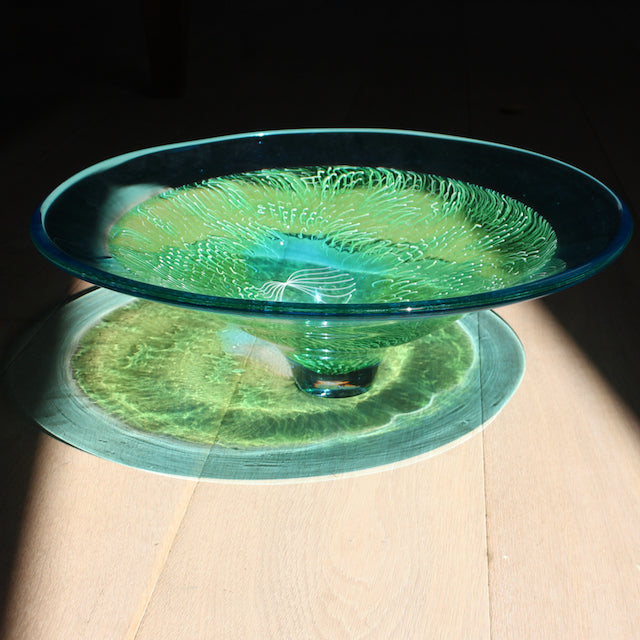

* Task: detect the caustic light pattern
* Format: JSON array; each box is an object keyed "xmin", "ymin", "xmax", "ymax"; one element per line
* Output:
[{"xmin": 71, "ymin": 300, "xmax": 475, "ymax": 448}]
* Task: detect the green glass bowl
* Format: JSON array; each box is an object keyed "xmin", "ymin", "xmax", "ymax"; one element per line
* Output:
[{"xmin": 31, "ymin": 129, "xmax": 632, "ymax": 397}]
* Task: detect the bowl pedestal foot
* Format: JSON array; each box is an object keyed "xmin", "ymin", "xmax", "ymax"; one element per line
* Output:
[{"xmin": 288, "ymin": 361, "xmax": 380, "ymax": 398}]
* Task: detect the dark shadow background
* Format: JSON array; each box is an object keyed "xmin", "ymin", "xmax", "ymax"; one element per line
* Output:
[{"xmin": 1, "ymin": 0, "xmax": 638, "ymax": 633}]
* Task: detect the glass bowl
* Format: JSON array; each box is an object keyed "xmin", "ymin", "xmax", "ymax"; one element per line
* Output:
[{"xmin": 31, "ymin": 129, "xmax": 632, "ymax": 397}]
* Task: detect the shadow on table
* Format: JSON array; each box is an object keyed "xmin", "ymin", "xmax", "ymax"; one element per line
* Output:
[
  {"xmin": 0, "ymin": 292, "xmax": 77, "ymax": 638},
  {"xmin": 542, "ymin": 240, "xmax": 640, "ymax": 424}
]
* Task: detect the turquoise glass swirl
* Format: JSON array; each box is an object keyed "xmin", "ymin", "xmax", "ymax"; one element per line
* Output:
[{"xmin": 108, "ymin": 166, "xmax": 561, "ymax": 304}]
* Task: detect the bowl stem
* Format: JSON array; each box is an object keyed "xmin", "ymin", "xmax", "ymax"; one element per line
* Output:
[{"xmin": 288, "ymin": 360, "xmax": 380, "ymax": 398}]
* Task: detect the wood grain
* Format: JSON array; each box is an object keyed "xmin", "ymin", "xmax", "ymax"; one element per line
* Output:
[
  {"xmin": 486, "ymin": 302, "xmax": 640, "ymax": 639},
  {"xmin": 133, "ymin": 441, "xmax": 491, "ymax": 640},
  {"xmin": 1, "ymin": 437, "xmax": 196, "ymax": 640},
  {"xmin": 4, "ymin": 299, "xmax": 640, "ymax": 639}
]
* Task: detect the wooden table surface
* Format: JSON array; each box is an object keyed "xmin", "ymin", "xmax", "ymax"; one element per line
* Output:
[
  {"xmin": 2, "ymin": 295, "xmax": 639, "ymax": 639},
  {"xmin": 1, "ymin": 3, "xmax": 639, "ymax": 638}
]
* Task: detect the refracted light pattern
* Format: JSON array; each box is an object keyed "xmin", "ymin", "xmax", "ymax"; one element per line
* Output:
[{"xmin": 71, "ymin": 299, "xmax": 475, "ymax": 448}]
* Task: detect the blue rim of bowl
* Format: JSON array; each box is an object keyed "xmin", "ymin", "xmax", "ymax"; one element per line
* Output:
[{"xmin": 31, "ymin": 128, "xmax": 634, "ymax": 319}]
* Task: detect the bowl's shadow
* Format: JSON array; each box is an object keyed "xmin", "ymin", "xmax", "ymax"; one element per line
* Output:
[{"xmin": 5, "ymin": 288, "xmax": 525, "ymax": 481}]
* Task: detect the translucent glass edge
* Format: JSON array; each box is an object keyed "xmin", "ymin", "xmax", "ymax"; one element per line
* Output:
[
  {"xmin": 30, "ymin": 201, "xmax": 632, "ymax": 319},
  {"xmin": 39, "ymin": 127, "xmax": 629, "ymax": 209},
  {"xmin": 32, "ymin": 128, "xmax": 634, "ymax": 318}
]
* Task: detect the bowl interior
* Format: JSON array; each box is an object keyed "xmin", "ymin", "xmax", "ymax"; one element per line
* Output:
[{"xmin": 107, "ymin": 166, "xmax": 562, "ymax": 305}]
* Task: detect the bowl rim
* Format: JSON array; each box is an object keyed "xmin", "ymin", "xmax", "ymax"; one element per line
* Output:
[{"xmin": 31, "ymin": 127, "xmax": 634, "ymax": 318}]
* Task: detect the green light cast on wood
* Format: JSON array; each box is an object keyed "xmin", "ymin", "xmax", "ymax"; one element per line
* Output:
[{"xmin": 4, "ymin": 288, "xmax": 526, "ymax": 479}]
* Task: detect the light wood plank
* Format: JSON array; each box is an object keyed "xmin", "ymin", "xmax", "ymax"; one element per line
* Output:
[
  {"xmin": 134, "ymin": 439, "xmax": 491, "ymax": 640},
  {"xmin": 1, "ymin": 435, "xmax": 196, "ymax": 640},
  {"xmin": 485, "ymin": 301, "xmax": 640, "ymax": 638}
]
